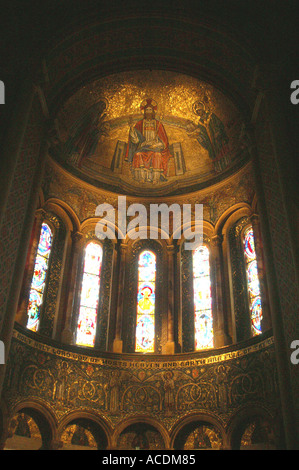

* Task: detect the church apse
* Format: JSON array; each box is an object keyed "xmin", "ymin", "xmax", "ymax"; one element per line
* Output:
[{"xmin": 48, "ymin": 71, "xmax": 249, "ymax": 197}]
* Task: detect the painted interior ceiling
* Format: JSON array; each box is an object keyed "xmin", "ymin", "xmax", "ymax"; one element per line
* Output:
[{"xmin": 49, "ymin": 70, "xmax": 249, "ymax": 196}]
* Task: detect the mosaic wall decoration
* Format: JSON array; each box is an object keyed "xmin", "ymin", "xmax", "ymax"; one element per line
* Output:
[
  {"xmin": 3, "ymin": 327, "xmax": 279, "ymax": 434},
  {"xmin": 49, "ymin": 71, "xmax": 249, "ymax": 196},
  {"xmin": 178, "ymin": 424, "xmax": 223, "ymax": 450},
  {"xmin": 5, "ymin": 413, "xmax": 42, "ymax": 450},
  {"xmin": 0, "ymin": 96, "xmax": 44, "ymax": 333},
  {"xmin": 117, "ymin": 424, "xmax": 165, "ymax": 450},
  {"xmin": 60, "ymin": 424, "xmax": 97, "ymax": 449}
]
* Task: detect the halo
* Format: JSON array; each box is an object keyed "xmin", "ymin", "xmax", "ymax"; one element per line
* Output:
[
  {"xmin": 140, "ymin": 285, "xmax": 153, "ymax": 295},
  {"xmin": 192, "ymin": 100, "xmax": 206, "ymax": 116},
  {"xmin": 140, "ymin": 98, "xmax": 158, "ymax": 111}
]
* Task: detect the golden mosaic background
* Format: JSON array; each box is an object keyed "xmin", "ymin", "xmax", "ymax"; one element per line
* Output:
[{"xmin": 50, "ymin": 71, "xmax": 248, "ymax": 195}]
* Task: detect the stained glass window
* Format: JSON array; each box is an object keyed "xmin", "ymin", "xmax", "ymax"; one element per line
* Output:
[
  {"xmin": 192, "ymin": 245, "xmax": 213, "ymax": 350},
  {"xmin": 76, "ymin": 242, "xmax": 103, "ymax": 347},
  {"xmin": 135, "ymin": 250, "xmax": 156, "ymax": 353},
  {"xmin": 243, "ymin": 226, "xmax": 263, "ymax": 335},
  {"xmin": 26, "ymin": 223, "xmax": 53, "ymax": 331}
]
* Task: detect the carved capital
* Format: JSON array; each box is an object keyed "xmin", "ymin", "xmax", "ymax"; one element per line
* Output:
[
  {"xmin": 71, "ymin": 231, "xmax": 85, "ymax": 252},
  {"xmin": 119, "ymin": 242, "xmax": 128, "ymax": 255},
  {"xmin": 35, "ymin": 208, "xmax": 46, "ymax": 222},
  {"xmin": 211, "ymin": 234, "xmax": 223, "ymax": 247},
  {"xmin": 166, "ymin": 244, "xmax": 176, "ymax": 255},
  {"xmin": 249, "ymin": 213, "xmax": 260, "ymax": 228}
]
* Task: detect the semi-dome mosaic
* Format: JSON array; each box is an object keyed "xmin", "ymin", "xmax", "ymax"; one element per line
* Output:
[{"xmin": 49, "ymin": 70, "xmax": 249, "ymax": 196}]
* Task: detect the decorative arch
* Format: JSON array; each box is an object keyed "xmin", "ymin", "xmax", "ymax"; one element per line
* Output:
[
  {"xmin": 215, "ymin": 203, "xmax": 253, "ymax": 237},
  {"xmin": 6, "ymin": 399, "xmax": 58, "ymax": 449},
  {"xmin": 227, "ymin": 405, "xmax": 278, "ymax": 450},
  {"xmin": 170, "ymin": 413, "xmax": 226, "ymax": 450},
  {"xmin": 58, "ymin": 410, "xmax": 112, "ymax": 450},
  {"xmin": 44, "ymin": 198, "xmax": 81, "ymax": 234},
  {"xmin": 111, "ymin": 416, "xmax": 170, "ymax": 450}
]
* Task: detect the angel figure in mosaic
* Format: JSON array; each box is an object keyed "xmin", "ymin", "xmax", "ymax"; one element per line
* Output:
[
  {"xmin": 63, "ymin": 100, "xmax": 109, "ymax": 168},
  {"xmin": 53, "ymin": 361, "xmax": 72, "ymax": 403},
  {"xmin": 106, "ymin": 369, "xmax": 133, "ymax": 413},
  {"xmin": 186, "ymin": 100, "xmax": 230, "ymax": 173},
  {"xmin": 161, "ymin": 370, "xmax": 176, "ymax": 414}
]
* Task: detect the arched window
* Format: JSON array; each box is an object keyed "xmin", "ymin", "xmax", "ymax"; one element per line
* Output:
[
  {"xmin": 26, "ymin": 222, "xmax": 53, "ymax": 331},
  {"xmin": 192, "ymin": 245, "xmax": 213, "ymax": 350},
  {"xmin": 76, "ymin": 241, "xmax": 103, "ymax": 347},
  {"xmin": 243, "ymin": 226, "xmax": 263, "ymax": 336},
  {"xmin": 135, "ymin": 250, "xmax": 156, "ymax": 353}
]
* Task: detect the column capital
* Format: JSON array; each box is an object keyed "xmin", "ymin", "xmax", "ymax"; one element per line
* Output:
[
  {"xmin": 249, "ymin": 213, "xmax": 260, "ymax": 226},
  {"xmin": 166, "ymin": 244, "xmax": 176, "ymax": 254},
  {"xmin": 71, "ymin": 230, "xmax": 85, "ymax": 245},
  {"xmin": 211, "ymin": 234, "xmax": 223, "ymax": 247},
  {"xmin": 35, "ymin": 207, "xmax": 46, "ymax": 221},
  {"xmin": 119, "ymin": 242, "xmax": 128, "ymax": 254}
]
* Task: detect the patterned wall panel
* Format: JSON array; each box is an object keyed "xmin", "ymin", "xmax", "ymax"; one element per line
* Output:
[
  {"xmin": 3, "ymin": 326, "xmax": 279, "ymax": 434},
  {"xmin": 0, "ymin": 96, "xmax": 44, "ymax": 332},
  {"xmin": 254, "ymin": 101, "xmax": 299, "ymax": 399}
]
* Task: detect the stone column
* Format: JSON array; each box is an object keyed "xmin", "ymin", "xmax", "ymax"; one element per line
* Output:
[
  {"xmin": 163, "ymin": 245, "xmax": 176, "ymax": 354},
  {"xmin": 248, "ymin": 122, "xmax": 298, "ymax": 448},
  {"xmin": 249, "ymin": 66, "xmax": 299, "ymax": 448},
  {"xmin": 107, "ymin": 243, "xmax": 119, "ymax": 350},
  {"xmin": 250, "ymin": 213, "xmax": 271, "ymax": 331},
  {"xmin": 61, "ymin": 231, "xmax": 85, "ymax": 344},
  {"xmin": 175, "ymin": 244, "xmax": 183, "ymax": 352},
  {"xmin": 15, "ymin": 208, "xmax": 46, "ymax": 327},
  {"xmin": 112, "ymin": 242, "xmax": 127, "ymax": 353},
  {"xmin": 211, "ymin": 235, "xmax": 231, "ymax": 347}
]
